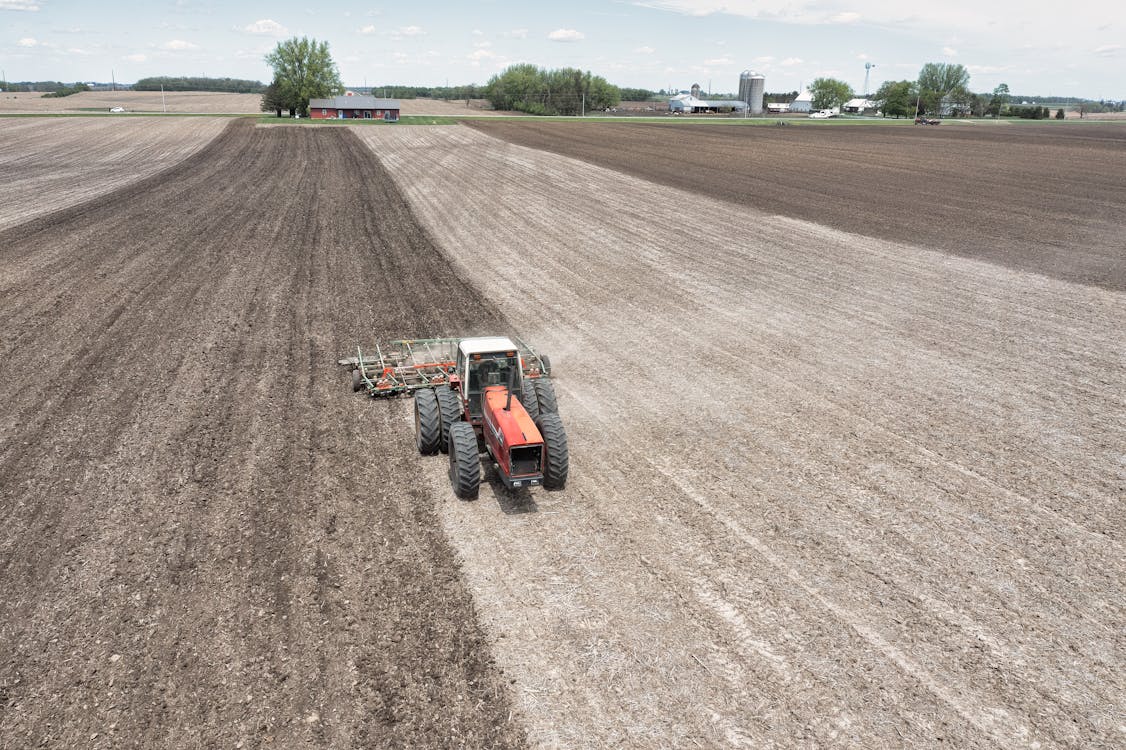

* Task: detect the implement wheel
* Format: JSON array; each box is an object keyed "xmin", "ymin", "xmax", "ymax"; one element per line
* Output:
[
  {"xmin": 535, "ymin": 413, "xmax": 569, "ymax": 490},
  {"xmin": 351, "ymin": 369, "xmax": 363, "ymax": 393},
  {"xmin": 436, "ymin": 388, "xmax": 462, "ymax": 454},
  {"xmin": 533, "ymin": 379, "xmax": 558, "ymax": 414},
  {"xmin": 520, "ymin": 382, "xmax": 540, "ymax": 422},
  {"xmin": 448, "ymin": 422, "xmax": 481, "ymax": 500},
  {"xmin": 414, "ymin": 389, "xmax": 441, "ymax": 455},
  {"xmin": 539, "ymin": 354, "xmax": 552, "ymax": 376}
]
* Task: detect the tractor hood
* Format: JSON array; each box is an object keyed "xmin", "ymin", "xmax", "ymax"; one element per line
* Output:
[{"xmin": 483, "ymin": 386, "xmax": 542, "ymax": 447}]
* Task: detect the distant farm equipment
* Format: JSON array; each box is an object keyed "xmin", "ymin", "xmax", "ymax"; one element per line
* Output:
[{"xmin": 340, "ymin": 336, "xmax": 568, "ymax": 499}]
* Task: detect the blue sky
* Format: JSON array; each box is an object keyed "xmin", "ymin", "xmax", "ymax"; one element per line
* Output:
[{"xmin": 2, "ymin": 1, "xmax": 1123, "ymax": 99}]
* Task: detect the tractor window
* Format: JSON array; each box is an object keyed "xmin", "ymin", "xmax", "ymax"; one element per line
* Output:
[{"xmin": 466, "ymin": 352, "xmax": 520, "ymax": 415}]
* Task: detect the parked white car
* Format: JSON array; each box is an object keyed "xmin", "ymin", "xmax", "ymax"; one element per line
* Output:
[
  {"xmin": 808, "ymin": 110, "xmax": 836, "ymax": 119},
  {"xmin": 108, "ymin": 106, "xmax": 125, "ymax": 113}
]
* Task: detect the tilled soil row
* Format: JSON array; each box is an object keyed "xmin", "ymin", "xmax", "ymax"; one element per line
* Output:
[
  {"xmin": 0, "ymin": 120, "xmax": 523, "ymax": 749},
  {"xmin": 468, "ymin": 120, "xmax": 1126, "ymax": 291},
  {"xmin": 358, "ymin": 125, "xmax": 1125, "ymax": 749}
]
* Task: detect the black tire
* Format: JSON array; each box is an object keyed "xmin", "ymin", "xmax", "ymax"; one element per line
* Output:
[
  {"xmin": 535, "ymin": 413, "xmax": 569, "ymax": 490},
  {"xmin": 351, "ymin": 369, "xmax": 363, "ymax": 392},
  {"xmin": 539, "ymin": 354, "xmax": 552, "ymax": 376},
  {"xmin": 435, "ymin": 388, "xmax": 462, "ymax": 454},
  {"xmin": 448, "ymin": 422, "xmax": 481, "ymax": 500},
  {"xmin": 519, "ymin": 381, "xmax": 540, "ymax": 422},
  {"xmin": 414, "ymin": 389, "xmax": 441, "ymax": 455},
  {"xmin": 533, "ymin": 378, "xmax": 558, "ymax": 414}
]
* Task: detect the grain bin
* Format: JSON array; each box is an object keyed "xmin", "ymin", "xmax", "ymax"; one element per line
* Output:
[{"xmin": 739, "ymin": 71, "xmax": 765, "ymax": 115}]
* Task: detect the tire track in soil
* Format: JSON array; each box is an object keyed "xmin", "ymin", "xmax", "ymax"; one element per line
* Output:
[{"xmin": 0, "ymin": 120, "xmax": 524, "ymax": 749}]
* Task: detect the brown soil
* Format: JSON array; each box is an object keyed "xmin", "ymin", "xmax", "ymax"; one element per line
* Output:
[
  {"xmin": 0, "ymin": 91, "xmax": 262, "ymax": 114},
  {"xmin": 358, "ymin": 125, "xmax": 1125, "ymax": 748},
  {"xmin": 0, "ymin": 120, "xmax": 523, "ymax": 749},
  {"xmin": 467, "ymin": 120, "xmax": 1126, "ymax": 291},
  {"xmin": 0, "ymin": 117, "xmax": 229, "ymax": 231}
]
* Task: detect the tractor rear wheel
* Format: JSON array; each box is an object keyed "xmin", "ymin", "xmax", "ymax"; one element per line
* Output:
[
  {"xmin": 533, "ymin": 378, "xmax": 558, "ymax": 414},
  {"xmin": 520, "ymin": 382, "xmax": 540, "ymax": 422},
  {"xmin": 351, "ymin": 369, "xmax": 363, "ymax": 392},
  {"xmin": 414, "ymin": 389, "xmax": 441, "ymax": 455},
  {"xmin": 535, "ymin": 412, "xmax": 569, "ymax": 490},
  {"xmin": 436, "ymin": 388, "xmax": 462, "ymax": 454},
  {"xmin": 448, "ymin": 422, "xmax": 481, "ymax": 500}
]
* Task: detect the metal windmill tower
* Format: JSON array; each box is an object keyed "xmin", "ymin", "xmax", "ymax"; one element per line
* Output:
[{"xmin": 863, "ymin": 62, "xmax": 876, "ymax": 97}]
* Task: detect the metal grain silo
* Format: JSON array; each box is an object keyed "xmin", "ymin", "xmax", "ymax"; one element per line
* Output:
[{"xmin": 739, "ymin": 70, "xmax": 765, "ymax": 115}]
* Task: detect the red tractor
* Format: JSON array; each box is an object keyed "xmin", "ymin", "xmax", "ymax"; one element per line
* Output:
[{"xmin": 339, "ymin": 337, "xmax": 568, "ymax": 499}]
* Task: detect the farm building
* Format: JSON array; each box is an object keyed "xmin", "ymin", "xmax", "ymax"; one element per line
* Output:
[
  {"xmin": 789, "ymin": 90, "xmax": 814, "ymax": 113},
  {"xmin": 668, "ymin": 91, "xmax": 748, "ymax": 114},
  {"xmin": 308, "ymin": 95, "xmax": 400, "ymax": 121},
  {"xmin": 843, "ymin": 98, "xmax": 879, "ymax": 115}
]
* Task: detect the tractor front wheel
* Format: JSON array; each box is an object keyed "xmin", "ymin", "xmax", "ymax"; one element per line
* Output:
[
  {"xmin": 414, "ymin": 389, "xmax": 441, "ymax": 455},
  {"xmin": 435, "ymin": 388, "xmax": 462, "ymax": 454},
  {"xmin": 535, "ymin": 412, "xmax": 569, "ymax": 490},
  {"xmin": 448, "ymin": 422, "xmax": 481, "ymax": 500}
]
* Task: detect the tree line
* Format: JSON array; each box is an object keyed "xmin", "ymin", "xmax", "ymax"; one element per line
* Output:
[
  {"xmin": 134, "ymin": 76, "xmax": 265, "ymax": 93},
  {"xmin": 484, "ymin": 64, "xmax": 619, "ymax": 115}
]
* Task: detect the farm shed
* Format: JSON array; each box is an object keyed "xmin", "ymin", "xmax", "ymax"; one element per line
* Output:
[
  {"xmin": 309, "ymin": 95, "xmax": 400, "ymax": 121},
  {"xmin": 843, "ymin": 98, "xmax": 879, "ymax": 115},
  {"xmin": 789, "ymin": 90, "xmax": 813, "ymax": 113}
]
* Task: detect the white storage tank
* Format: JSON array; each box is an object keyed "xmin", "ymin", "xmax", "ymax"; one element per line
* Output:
[{"xmin": 739, "ymin": 71, "xmax": 765, "ymax": 115}]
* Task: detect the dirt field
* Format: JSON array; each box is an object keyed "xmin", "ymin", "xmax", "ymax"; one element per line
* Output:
[
  {"xmin": 468, "ymin": 120, "xmax": 1126, "ymax": 291},
  {"xmin": 0, "ymin": 91, "xmax": 508, "ymax": 116},
  {"xmin": 0, "ymin": 120, "xmax": 523, "ymax": 748},
  {"xmin": 357, "ymin": 124, "xmax": 1125, "ymax": 748},
  {"xmin": 0, "ymin": 90, "xmax": 261, "ymax": 114},
  {"xmin": 0, "ymin": 117, "xmax": 228, "ymax": 231},
  {"xmin": 2, "ymin": 116, "xmax": 1123, "ymax": 749}
]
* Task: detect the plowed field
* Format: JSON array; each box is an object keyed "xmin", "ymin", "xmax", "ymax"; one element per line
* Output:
[
  {"xmin": 357, "ymin": 124, "xmax": 1125, "ymax": 749},
  {"xmin": 468, "ymin": 120, "xmax": 1126, "ymax": 290},
  {"xmin": 0, "ymin": 117, "xmax": 228, "ymax": 230},
  {"xmin": 0, "ymin": 120, "xmax": 522, "ymax": 749}
]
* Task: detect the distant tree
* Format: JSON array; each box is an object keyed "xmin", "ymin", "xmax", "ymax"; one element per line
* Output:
[
  {"xmin": 1055, "ymin": 107, "xmax": 1065, "ymax": 119},
  {"xmin": 987, "ymin": 82, "xmax": 1010, "ymax": 117},
  {"xmin": 618, "ymin": 87, "xmax": 657, "ymax": 101},
  {"xmin": 260, "ymin": 81, "xmax": 286, "ymax": 117},
  {"xmin": 135, "ymin": 76, "xmax": 264, "ymax": 93},
  {"xmin": 874, "ymin": 79, "xmax": 917, "ymax": 118},
  {"xmin": 918, "ymin": 62, "xmax": 970, "ymax": 115},
  {"xmin": 264, "ymin": 37, "xmax": 343, "ymax": 117},
  {"xmin": 809, "ymin": 77, "xmax": 853, "ymax": 110}
]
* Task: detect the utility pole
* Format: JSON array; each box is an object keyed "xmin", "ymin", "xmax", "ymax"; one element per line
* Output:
[{"xmin": 161, "ymin": 83, "xmax": 166, "ymax": 113}]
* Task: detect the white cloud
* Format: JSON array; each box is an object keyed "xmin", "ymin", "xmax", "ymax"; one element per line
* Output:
[
  {"xmin": 124, "ymin": 53, "xmax": 147, "ymax": 62},
  {"xmin": 17, "ymin": 37, "xmax": 39, "ymax": 47},
  {"xmin": 548, "ymin": 28, "xmax": 584, "ymax": 42},
  {"xmin": 703, "ymin": 56, "xmax": 733, "ymax": 65},
  {"xmin": 634, "ymin": 45, "xmax": 655, "ymax": 54},
  {"xmin": 391, "ymin": 25, "xmax": 425, "ymax": 38},
  {"xmin": 67, "ymin": 47, "xmax": 92, "ymax": 55},
  {"xmin": 243, "ymin": 19, "xmax": 287, "ymax": 36},
  {"xmin": 942, "ymin": 46, "xmax": 958, "ymax": 56},
  {"xmin": 780, "ymin": 57, "xmax": 803, "ymax": 66},
  {"xmin": 829, "ymin": 12, "xmax": 861, "ymax": 24},
  {"xmin": 0, "ymin": 1, "xmax": 40, "ymax": 10},
  {"xmin": 474, "ymin": 40, "xmax": 492, "ymax": 48},
  {"xmin": 359, "ymin": 24, "xmax": 376, "ymax": 35},
  {"xmin": 472, "ymin": 29, "xmax": 484, "ymax": 36},
  {"xmin": 162, "ymin": 39, "xmax": 198, "ymax": 51},
  {"xmin": 504, "ymin": 28, "xmax": 528, "ymax": 39},
  {"xmin": 468, "ymin": 48, "xmax": 496, "ymax": 61},
  {"xmin": 1094, "ymin": 44, "xmax": 1120, "ymax": 56}
]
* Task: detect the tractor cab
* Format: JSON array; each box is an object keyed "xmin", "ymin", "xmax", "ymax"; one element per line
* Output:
[{"xmin": 456, "ymin": 337, "xmax": 525, "ymax": 421}]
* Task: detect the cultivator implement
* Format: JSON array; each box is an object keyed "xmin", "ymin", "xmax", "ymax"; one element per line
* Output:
[{"xmin": 337, "ymin": 336, "xmax": 550, "ymax": 397}]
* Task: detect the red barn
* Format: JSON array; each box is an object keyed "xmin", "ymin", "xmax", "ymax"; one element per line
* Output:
[{"xmin": 308, "ymin": 95, "xmax": 400, "ymax": 121}]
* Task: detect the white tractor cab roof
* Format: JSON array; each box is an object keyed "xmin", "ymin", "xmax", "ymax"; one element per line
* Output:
[{"xmin": 458, "ymin": 336, "xmax": 518, "ymax": 358}]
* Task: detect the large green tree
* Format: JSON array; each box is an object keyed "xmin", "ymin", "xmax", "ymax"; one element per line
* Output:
[
  {"xmin": 809, "ymin": 77, "xmax": 853, "ymax": 110},
  {"xmin": 988, "ymin": 82, "xmax": 1010, "ymax": 117},
  {"xmin": 917, "ymin": 62, "xmax": 970, "ymax": 116},
  {"xmin": 484, "ymin": 64, "xmax": 619, "ymax": 115},
  {"xmin": 264, "ymin": 37, "xmax": 344, "ymax": 117},
  {"xmin": 874, "ymin": 80, "xmax": 918, "ymax": 118}
]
